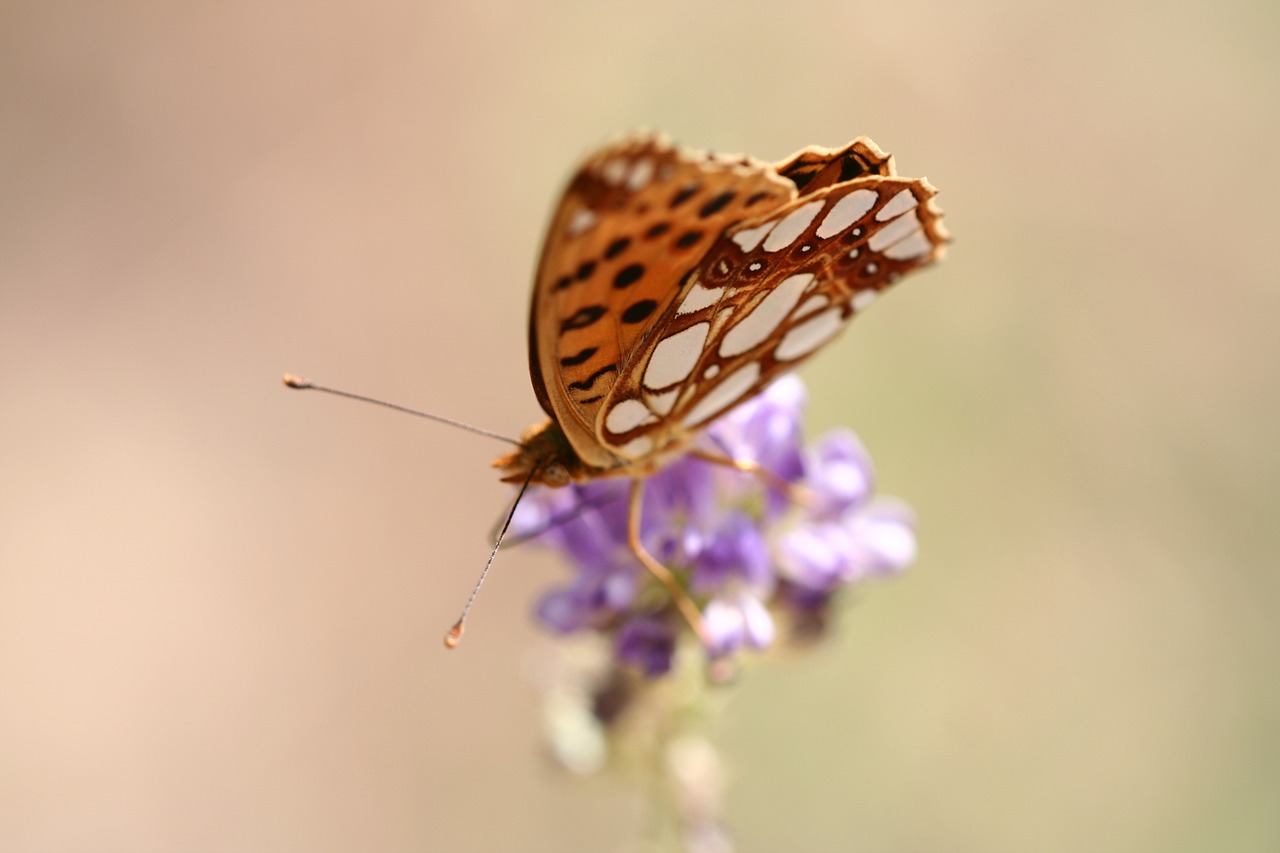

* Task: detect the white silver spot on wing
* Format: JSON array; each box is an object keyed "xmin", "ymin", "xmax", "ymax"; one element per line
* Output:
[
  {"xmin": 703, "ymin": 364, "xmax": 720, "ymax": 378},
  {"xmin": 732, "ymin": 221, "xmax": 776, "ymax": 252},
  {"xmin": 875, "ymin": 188, "xmax": 918, "ymax": 222},
  {"xmin": 884, "ymin": 230, "xmax": 933, "ymax": 260},
  {"xmin": 775, "ymin": 307, "xmax": 845, "ymax": 362},
  {"xmin": 567, "ymin": 209, "xmax": 597, "ymax": 237},
  {"xmin": 868, "ymin": 212, "xmax": 921, "ymax": 253},
  {"xmin": 601, "ymin": 158, "xmax": 627, "ymax": 185},
  {"xmin": 762, "ymin": 201, "xmax": 824, "ymax": 252},
  {"xmin": 644, "ymin": 322, "xmax": 709, "ymax": 389},
  {"xmin": 794, "ymin": 294, "xmax": 829, "ymax": 317},
  {"xmin": 816, "ymin": 189, "xmax": 877, "ymax": 238},
  {"xmin": 619, "ymin": 434, "xmax": 654, "ymax": 458},
  {"xmin": 677, "ymin": 284, "xmax": 721, "ymax": 315},
  {"xmin": 718, "ymin": 274, "xmax": 814, "ymax": 358},
  {"xmin": 683, "ymin": 361, "xmax": 762, "ymax": 427},
  {"xmin": 626, "ymin": 158, "xmax": 654, "ymax": 190},
  {"xmin": 852, "ymin": 289, "xmax": 879, "ymax": 312},
  {"xmin": 606, "ymin": 398, "xmax": 655, "ymax": 434},
  {"xmin": 646, "ymin": 387, "xmax": 679, "ymax": 415}
]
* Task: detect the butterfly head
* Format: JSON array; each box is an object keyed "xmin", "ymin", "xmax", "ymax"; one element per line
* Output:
[{"xmin": 492, "ymin": 418, "xmax": 594, "ymax": 488}]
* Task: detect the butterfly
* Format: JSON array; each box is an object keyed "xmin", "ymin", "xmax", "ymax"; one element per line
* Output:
[{"xmin": 466, "ymin": 132, "xmax": 948, "ymax": 649}]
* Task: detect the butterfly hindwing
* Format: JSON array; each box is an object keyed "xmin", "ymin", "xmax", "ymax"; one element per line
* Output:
[{"xmin": 596, "ymin": 173, "xmax": 948, "ymax": 457}]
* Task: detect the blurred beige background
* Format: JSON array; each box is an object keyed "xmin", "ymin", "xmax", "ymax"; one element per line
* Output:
[{"xmin": 2, "ymin": 1, "xmax": 1278, "ymax": 851}]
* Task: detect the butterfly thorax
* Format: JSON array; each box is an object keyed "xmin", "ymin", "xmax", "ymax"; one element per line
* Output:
[{"xmin": 492, "ymin": 417, "xmax": 690, "ymax": 487}]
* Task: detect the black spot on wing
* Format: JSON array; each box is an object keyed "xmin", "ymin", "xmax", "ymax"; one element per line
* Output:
[
  {"xmin": 698, "ymin": 190, "xmax": 736, "ymax": 218},
  {"xmin": 605, "ymin": 237, "xmax": 631, "ymax": 259},
  {"xmin": 576, "ymin": 260, "xmax": 596, "ymax": 280},
  {"xmin": 645, "ymin": 222, "xmax": 670, "ymax": 239},
  {"xmin": 559, "ymin": 346, "xmax": 597, "ymax": 367},
  {"xmin": 613, "ymin": 263, "xmax": 645, "ymax": 289},
  {"xmin": 568, "ymin": 364, "xmax": 616, "ymax": 391},
  {"xmin": 744, "ymin": 191, "xmax": 771, "ymax": 207},
  {"xmin": 669, "ymin": 184, "xmax": 700, "ymax": 208},
  {"xmin": 674, "ymin": 230, "xmax": 703, "ymax": 249},
  {"xmin": 620, "ymin": 299, "xmax": 658, "ymax": 324},
  {"xmin": 560, "ymin": 305, "xmax": 607, "ymax": 332}
]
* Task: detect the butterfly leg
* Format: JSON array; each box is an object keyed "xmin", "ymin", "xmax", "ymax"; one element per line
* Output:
[
  {"xmin": 626, "ymin": 478, "xmax": 713, "ymax": 649},
  {"xmin": 687, "ymin": 448, "xmax": 815, "ymax": 508}
]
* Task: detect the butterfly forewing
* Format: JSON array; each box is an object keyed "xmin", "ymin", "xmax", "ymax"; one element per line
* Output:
[
  {"xmin": 596, "ymin": 173, "xmax": 947, "ymax": 456},
  {"xmin": 529, "ymin": 134, "xmax": 796, "ymax": 468}
]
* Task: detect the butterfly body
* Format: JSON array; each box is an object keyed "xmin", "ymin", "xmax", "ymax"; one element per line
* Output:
[{"xmin": 495, "ymin": 132, "xmax": 947, "ymax": 491}]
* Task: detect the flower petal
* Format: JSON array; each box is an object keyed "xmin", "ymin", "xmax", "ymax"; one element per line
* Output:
[
  {"xmin": 845, "ymin": 499, "xmax": 918, "ymax": 577},
  {"xmin": 616, "ymin": 615, "xmax": 678, "ymax": 675},
  {"xmin": 805, "ymin": 429, "xmax": 875, "ymax": 518}
]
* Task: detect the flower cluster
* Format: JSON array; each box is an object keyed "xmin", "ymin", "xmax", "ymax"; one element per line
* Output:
[{"xmin": 511, "ymin": 376, "xmax": 916, "ymax": 677}]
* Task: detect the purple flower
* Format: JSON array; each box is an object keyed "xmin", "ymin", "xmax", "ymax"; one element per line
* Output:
[
  {"xmin": 513, "ymin": 375, "xmax": 917, "ymax": 676},
  {"xmin": 704, "ymin": 590, "xmax": 774, "ymax": 657},
  {"xmin": 616, "ymin": 614, "xmax": 679, "ymax": 676},
  {"xmin": 805, "ymin": 430, "xmax": 875, "ymax": 519},
  {"xmin": 775, "ymin": 498, "xmax": 917, "ymax": 593},
  {"xmin": 691, "ymin": 512, "xmax": 771, "ymax": 593}
]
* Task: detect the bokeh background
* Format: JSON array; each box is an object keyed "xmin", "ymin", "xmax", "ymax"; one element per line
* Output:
[{"xmin": 3, "ymin": 2, "xmax": 1278, "ymax": 851}]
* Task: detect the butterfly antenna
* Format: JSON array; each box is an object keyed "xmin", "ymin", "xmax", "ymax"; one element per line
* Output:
[
  {"xmin": 496, "ymin": 489, "xmax": 622, "ymax": 547},
  {"xmin": 283, "ymin": 374, "xmax": 523, "ymax": 447},
  {"xmin": 444, "ymin": 463, "xmax": 540, "ymax": 649}
]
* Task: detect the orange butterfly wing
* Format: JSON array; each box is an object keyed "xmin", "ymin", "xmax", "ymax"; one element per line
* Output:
[{"xmin": 528, "ymin": 134, "xmax": 795, "ymax": 469}]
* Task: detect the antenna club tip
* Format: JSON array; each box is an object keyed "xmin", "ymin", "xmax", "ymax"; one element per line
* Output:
[
  {"xmin": 282, "ymin": 373, "xmax": 312, "ymax": 389},
  {"xmin": 444, "ymin": 621, "xmax": 465, "ymax": 649}
]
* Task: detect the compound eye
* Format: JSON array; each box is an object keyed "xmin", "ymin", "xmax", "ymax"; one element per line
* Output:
[{"xmin": 541, "ymin": 462, "xmax": 570, "ymax": 487}]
